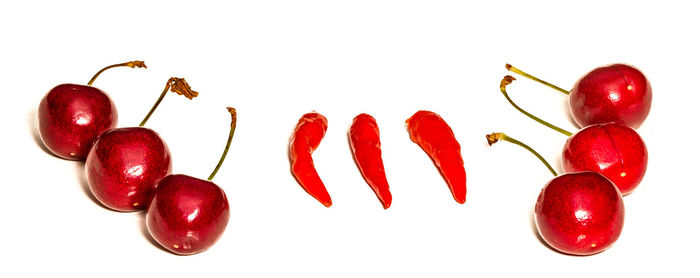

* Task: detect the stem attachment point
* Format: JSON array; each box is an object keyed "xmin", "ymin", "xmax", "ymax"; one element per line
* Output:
[
  {"xmin": 168, "ymin": 77, "xmax": 199, "ymax": 99},
  {"xmin": 139, "ymin": 77, "xmax": 199, "ymax": 127},
  {"xmin": 486, "ymin": 132, "xmax": 503, "ymax": 146},
  {"xmin": 126, "ymin": 61, "xmax": 148, "ymax": 69}
]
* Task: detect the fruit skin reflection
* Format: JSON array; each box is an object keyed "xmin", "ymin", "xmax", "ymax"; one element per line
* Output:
[{"xmin": 535, "ymin": 172, "xmax": 625, "ymax": 256}]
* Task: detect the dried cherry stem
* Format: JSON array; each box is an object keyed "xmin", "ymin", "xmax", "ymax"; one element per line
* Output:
[
  {"xmin": 486, "ymin": 132, "xmax": 557, "ymax": 177},
  {"xmin": 87, "ymin": 61, "xmax": 147, "ymax": 86},
  {"xmin": 208, "ymin": 107, "xmax": 237, "ymax": 181},
  {"xmin": 505, "ymin": 64, "xmax": 570, "ymax": 95},
  {"xmin": 139, "ymin": 77, "xmax": 199, "ymax": 127},
  {"xmin": 500, "ymin": 76, "xmax": 573, "ymax": 137}
]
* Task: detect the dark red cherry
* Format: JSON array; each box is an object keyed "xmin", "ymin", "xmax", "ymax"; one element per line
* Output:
[
  {"xmin": 570, "ymin": 64, "xmax": 652, "ymax": 129},
  {"xmin": 146, "ymin": 174, "xmax": 230, "ymax": 255},
  {"xmin": 146, "ymin": 107, "xmax": 237, "ymax": 255},
  {"xmin": 37, "ymin": 61, "xmax": 146, "ymax": 160},
  {"xmin": 85, "ymin": 127, "xmax": 172, "ymax": 211},
  {"xmin": 562, "ymin": 123, "xmax": 648, "ymax": 195},
  {"xmin": 38, "ymin": 84, "xmax": 117, "ymax": 160},
  {"xmin": 535, "ymin": 172, "xmax": 625, "ymax": 255},
  {"xmin": 84, "ymin": 77, "xmax": 198, "ymax": 211}
]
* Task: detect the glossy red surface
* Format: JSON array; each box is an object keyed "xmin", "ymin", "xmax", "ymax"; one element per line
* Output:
[
  {"xmin": 535, "ymin": 172, "xmax": 625, "ymax": 255},
  {"xmin": 570, "ymin": 64, "xmax": 652, "ymax": 129},
  {"xmin": 146, "ymin": 174, "xmax": 230, "ymax": 255},
  {"xmin": 38, "ymin": 84, "xmax": 117, "ymax": 160},
  {"xmin": 562, "ymin": 123, "xmax": 648, "ymax": 195},
  {"xmin": 85, "ymin": 127, "xmax": 172, "ymax": 211}
]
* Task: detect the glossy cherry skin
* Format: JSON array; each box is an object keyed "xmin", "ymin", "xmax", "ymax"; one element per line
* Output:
[
  {"xmin": 570, "ymin": 64, "xmax": 652, "ymax": 129},
  {"xmin": 85, "ymin": 127, "xmax": 172, "ymax": 211},
  {"xmin": 535, "ymin": 172, "xmax": 625, "ymax": 255},
  {"xmin": 38, "ymin": 84, "xmax": 117, "ymax": 160},
  {"xmin": 146, "ymin": 174, "xmax": 230, "ymax": 255},
  {"xmin": 562, "ymin": 123, "xmax": 648, "ymax": 195}
]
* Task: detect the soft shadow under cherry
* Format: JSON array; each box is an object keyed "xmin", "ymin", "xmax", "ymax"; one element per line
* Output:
[
  {"xmin": 28, "ymin": 108, "xmax": 59, "ymax": 158},
  {"xmin": 74, "ymin": 162, "xmax": 108, "ymax": 209},
  {"xmin": 562, "ymin": 98, "xmax": 580, "ymax": 128},
  {"xmin": 139, "ymin": 211, "xmax": 171, "ymax": 253},
  {"xmin": 530, "ymin": 211, "xmax": 557, "ymax": 253}
]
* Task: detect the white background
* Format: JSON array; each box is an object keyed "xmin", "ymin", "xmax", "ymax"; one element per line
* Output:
[{"xmin": 1, "ymin": 0, "xmax": 698, "ymax": 277}]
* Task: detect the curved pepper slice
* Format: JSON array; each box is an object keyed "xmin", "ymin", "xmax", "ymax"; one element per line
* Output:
[
  {"xmin": 289, "ymin": 112, "xmax": 332, "ymax": 207},
  {"xmin": 406, "ymin": 110, "xmax": 466, "ymax": 204},
  {"xmin": 349, "ymin": 113, "xmax": 392, "ymax": 209}
]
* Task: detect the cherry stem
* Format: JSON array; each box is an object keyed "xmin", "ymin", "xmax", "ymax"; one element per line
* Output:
[
  {"xmin": 486, "ymin": 132, "xmax": 558, "ymax": 177},
  {"xmin": 139, "ymin": 77, "xmax": 199, "ymax": 127},
  {"xmin": 500, "ymin": 76, "xmax": 573, "ymax": 137},
  {"xmin": 208, "ymin": 107, "xmax": 237, "ymax": 181},
  {"xmin": 87, "ymin": 61, "xmax": 147, "ymax": 86},
  {"xmin": 505, "ymin": 64, "xmax": 570, "ymax": 95}
]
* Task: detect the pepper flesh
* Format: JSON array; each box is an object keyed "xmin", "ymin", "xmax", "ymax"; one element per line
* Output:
[
  {"xmin": 349, "ymin": 113, "xmax": 392, "ymax": 209},
  {"xmin": 289, "ymin": 112, "xmax": 332, "ymax": 207},
  {"xmin": 406, "ymin": 110, "xmax": 466, "ymax": 204}
]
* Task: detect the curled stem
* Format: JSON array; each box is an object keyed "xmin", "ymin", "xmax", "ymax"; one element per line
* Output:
[
  {"xmin": 505, "ymin": 64, "xmax": 570, "ymax": 95},
  {"xmin": 87, "ymin": 61, "xmax": 147, "ymax": 86},
  {"xmin": 486, "ymin": 132, "xmax": 557, "ymax": 177},
  {"xmin": 500, "ymin": 76, "xmax": 573, "ymax": 137},
  {"xmin": 208, "ymin": 107, "xmax": 237, "ymax": 181},
  {"xmin": 139, "ymin": 77, "xmax": 199, "ymax": 127}
]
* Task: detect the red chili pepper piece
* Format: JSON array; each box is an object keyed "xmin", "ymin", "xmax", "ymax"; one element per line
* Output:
[
  {"xmin": 406, "ymin": 110, "xmax": 466, "ymax": 204},
  {"xmin": 289, "ymin": 112, "xmax": 332, "ymax": 207},
  {"xmin": 349, "ymin": 113, "xmax": 392, "ymax": 209}
]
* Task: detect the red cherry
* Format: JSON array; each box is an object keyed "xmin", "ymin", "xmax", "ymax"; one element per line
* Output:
[
  {"xmin": 85, "ymin": 127, "xmax": 172, "ymax": 211},
  {"xmin": 562, "ymin": 123, "xmax": 648, "ymax": 195},
  {"xmin": 84, "ymin": 77, "xmax": 198, "ymax": 211},
  {"xmin": 38, "ymin": 84, "xmax": 117, "ymax": 160},
  {"xmin": 487, "ymin": 133, "xmax": 625, "ymax": 255},
  {"xmin": 506, "ymin": 63, "xmax": 652, "ymax": 129},
  {"xmin": 37, "ymin": 61, "xmax": 146, "ymax": 160},
  {"xmin": 535, "ymin": 172, "xmax": 625, "ymax": 255},
  {"xmin": 146, "ymin": 174, "xmax": 230, "ymax": 255},
  {"xmin": 570, "ymin": 64, "xmax": 651, "ymax": 129},
  {"xmin": 146, "ymin": 107, "xmax": 237, "ymax": 255}
]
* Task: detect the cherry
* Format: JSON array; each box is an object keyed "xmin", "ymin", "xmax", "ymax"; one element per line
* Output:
[
  {"xmin": 86, "ymin": 127, "xmax": 172, "ymax": 211},
  {"xmin": 535, "ymin": 172, "xmax": 624, "ymax": 255},
  {"xmin": 85, "ymin": 77, "xmax": 198, "ymax": 211},
  {"xmin": 38, "ymin": 61, "xmax": 146, "ymax": 160},
  {"xmin": 146, "ymin": 107, "xmax": 236, "ymax": 255},
  {"xmin": 506, "ymin": 63, "xmax": 652, "ymax": 129},
  {"xmin": 563, "ymin": 123, "xmax": 648, "ymax": 195},
  {"xmin": 498, "ymin": 76, "xmax": 648, "ymax": 195},
  {"xmin": 487, "ymin": 132, "xmax": 625, "ymax": 255},
  {"xmin": 147, "ymin": 175, "xmax": 230, "ymax": 255}
]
